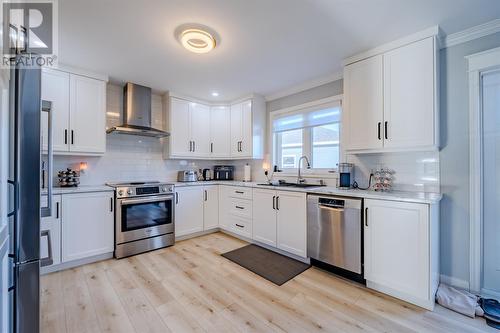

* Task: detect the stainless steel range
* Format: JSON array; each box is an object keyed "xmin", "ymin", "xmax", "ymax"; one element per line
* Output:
[{"xmin": 107, "ymin": 181, "xmax": 175, "ymax": 258}]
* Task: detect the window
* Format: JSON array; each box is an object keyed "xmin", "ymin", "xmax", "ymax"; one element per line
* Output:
[{"xmin": 272, "ymin": 99, "xmax": 341, "ymax": 172}]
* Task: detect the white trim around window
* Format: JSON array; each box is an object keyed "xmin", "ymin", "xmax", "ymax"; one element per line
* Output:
[
  {"xmin": 466, "ymin": 46, "xmax": 500, "ymax": 294},
  {"xmin": 268, "ymin": 95, "xmax": 343, "ymax": 178}
]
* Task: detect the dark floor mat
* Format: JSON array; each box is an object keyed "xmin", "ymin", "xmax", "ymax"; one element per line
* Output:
[{"xmin": 221, "ymin": 244, "xmax": 310, "ymax": 286}]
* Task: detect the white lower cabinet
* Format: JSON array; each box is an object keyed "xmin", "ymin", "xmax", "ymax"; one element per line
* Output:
[
  {"xmin": 62, "ymin": 192, "xmax": 114, "ymax": 262},
  {"xmin": 276, "ymin": 191, "xmax": 307, "ymax": 258},
  {"xmin": 218, "ymin": 185, "xmax": 253, "ymax": 238},
  {"xmin": 40, "ymin": 195, "xmax": 62, "ymax": 268},
  {"xmin": 252, "ymin": 189, "xmax": 277, "ymax": 247},
  {"xmin": 252, "ymin": 189, "xmax": 307, "ymax": 258},
  {"xmin": 175, "ymin": 186, "xmax": 204, "ymax": 237},
  {"xmin": 203, "ymin": 186, "xmax": 219, "ymax": 230},
  {"xmin": 364, "ymin": 199, "xmax": 439, "ymax": 310}
]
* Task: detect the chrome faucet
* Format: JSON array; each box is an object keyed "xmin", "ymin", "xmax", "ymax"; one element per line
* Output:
[{"xmin": 297, "ymin": 156, "xmax": 311, "ymax": 184}]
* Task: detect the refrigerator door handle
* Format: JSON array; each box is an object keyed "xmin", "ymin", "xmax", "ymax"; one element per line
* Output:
[
  {"xmin": 40, "ymin": 230, "xmax": 53, "ymax": 267},
  {"xmin": 7, "ymin": 179, "xmax": 18, "ymax": 217},
  {"xmin": 40, "ymin": 100, "xmax": 53, "ymax": 218}
]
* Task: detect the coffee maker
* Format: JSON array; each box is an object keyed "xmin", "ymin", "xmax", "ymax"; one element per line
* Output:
[{"xmin": 337, "ymin": 163, "xmax": 354, "ymax": 189}]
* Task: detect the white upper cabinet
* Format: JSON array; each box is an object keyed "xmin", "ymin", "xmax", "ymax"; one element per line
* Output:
[
  {"xmin": 383, "ymin": 37, "xmax": 436, "ymax": 149},
  {"xmin": 41, "ymin": 68, "xmax": 107, "ymax": 155},
  {"xmin": 69, "ymin": 74, "xmax": 106, "ymax": 154},
  {"xmin": 343, "ymin": 55, "xmax": 384, "ymax": 150},
  {"xmin": 190, "ymin": 103, "xmax": 211, "ymax": 157},
  {"xmin": 41, "ymin": 69, "xmax": 70, "ymax": 152},
  {"xmin": 230, "ymin": 100, "xmax": 254, "ymax": 158},
  {"xmin": 166, "ymin": 97, "xmax": 211, "ymax": 158},
  {"xmin": 165, "ymin": 95, "xmax": 265, "ymax": 160},
  {"xmin": 343, "ymin": 32, "xmax": 439, "ymax": 152},
  {"xmin": 210, "ymin": 106, "xmax": 230, "ymax": 157},
  {"xmin": 169, "ymin": 97, "xmax": 191, "ymax": 156}
]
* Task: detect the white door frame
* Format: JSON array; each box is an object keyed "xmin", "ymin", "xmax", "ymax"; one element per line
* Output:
[{"xmin": 467, "ymin": 46, "xmax": 500, "ymax": 294}]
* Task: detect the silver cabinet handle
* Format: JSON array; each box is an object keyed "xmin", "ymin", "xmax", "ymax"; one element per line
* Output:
[
  {"xmin": 193, "ymin": 141, "xmax": 196, "ymax": 152},
  {"xmin": 235, "ymin": 224, "xmax": 244, "ymax": 228},
  {"xmin": 235, "ymin": 206, "xmax": 244, "ymax": 210},
  {"xmin": 204, "ymin": 190, "xmax": 207, "ymax": 201},
  {"xmin": 210, "ymin": 143, "xmax": 213, "ymax": 153},
  {"xmin": 41, "ymin": 100, "xmax": 53, "ymax": 218},
  {"xmin": 273, "ymin": 195, "xmax": 276, "ymax": 210},
  {"xmin": 110, "ymin": 197, "xmax": 113, "ymax": 212},
  {"xmin": 40, "ymin": 230, "xmax": 53, "ymax": 267},
  {"xmin": 276, "ymin": 196, "xmax": 280, "ymax": 210},
  {"xmin": 235, "ymin": 190, "xmax": 244, "ymax": 194},
  {"xmin": 71, "ymin": 130, "xmax": 74, "ymax": 145},
  {"xmin": 378, "ymin": 122, "xmax": 381, "ymax": 140},
  {"xmin": 189, "ymin": 141, "xmax": 192, "ymax": 152},
  {"xmin": 365, "ymin": 207, "xmax": 368, "ymax": 226},
  {"xmin": 384, "ymin": 121, "xmax": 388, "ymax": 140},
  {"xmin": 176, "ymin": 192, "xmax": 179, "ymax": 204}
]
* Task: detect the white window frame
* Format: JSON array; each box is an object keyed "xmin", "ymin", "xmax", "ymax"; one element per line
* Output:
[{"xmin": 268, "ymin": 95, "xmax": 343, "ymax": 178}]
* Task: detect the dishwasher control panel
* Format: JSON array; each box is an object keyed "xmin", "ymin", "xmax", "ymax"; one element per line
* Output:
[{"xmin": 318, "ymin": 198, "xmax": 345, "ymax": 207}]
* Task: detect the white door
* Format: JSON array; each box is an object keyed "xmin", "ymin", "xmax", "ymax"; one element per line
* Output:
[
  {"xmin": 210, "ymin": 106, "xmax": 230, "ymax": 157},
  {"xmin": 169, "ymin": 98, "xmax": 191, "ymax": 156},
  {"xmin": 62, "ymin": 192, "xmax": 114, "ymax": 262},
  {"xmin": 482, "ymin": 69, "xmax": 500, "ymax": 296},
  {"xmin": 230, "ymin": 102, "xmax": 243, "ymax": 156},
  {"xmin": 40, "ymin": 195, "xmax": 62, "ymax": 267},
  {"xmin": 276, "ymin": 191, "xmax": 307, "ymax": 257},
  {"xmin": 364, "ymin": 199, "xmax": 429, "ymax": 300},
  {"xmin": 383, "ymin": 37, "xmax": 435, "ymax": 148},
  {"xmin": 343, "ymin": 55, "xmax": 384, "ymax": 150},
  {"xmin": 252, "ymin": 189, "xmax": 277, "ymax": 247},
  {"xmin": 240, "ymin": 100, "xmax": 253, "ymax": 157},
  {"xmin": 41, "ymin": 69, "xmax": 70, "ymax": 152},
  {"xmin": 69, "ymin": 74, "xmax": 106, "ymax": 154},
  {"xmin": 203, "ymin": 186, "xmax": 219, "ymax": 230},
  {"xmin": 190, "ymin": 103, "xmax": 211, "ymax": 157},
  {"xmin": 175, "ymin": 187, "xmax": 204, "ymax": 237}
]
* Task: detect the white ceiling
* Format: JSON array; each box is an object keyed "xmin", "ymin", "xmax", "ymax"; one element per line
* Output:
[{"xmin": 59, "ymin": 0, "xmax": 500, "ymax": 101}]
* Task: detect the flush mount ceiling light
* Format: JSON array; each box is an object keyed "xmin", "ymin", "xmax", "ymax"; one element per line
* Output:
[{"xmin": 180, "ymin": 28, "xmax": 216, "ymax": 54}]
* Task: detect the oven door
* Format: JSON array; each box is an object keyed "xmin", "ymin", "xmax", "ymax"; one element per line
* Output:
[{"xmin": 116, "ymin": 194, "xmax": 174, "ymax": 244}]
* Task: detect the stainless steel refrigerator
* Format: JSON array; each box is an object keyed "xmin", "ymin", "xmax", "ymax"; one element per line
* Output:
[{"xmin": 7, "ymin": 54, "xmax": 53, "ymax": 333}]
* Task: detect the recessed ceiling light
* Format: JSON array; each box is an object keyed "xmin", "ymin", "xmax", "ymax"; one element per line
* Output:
[
  {"xmin": 180, "ymin": 28, "xmax": 216, "ymax": 54},
  {"xmin": 211, "ymin": 92, "xmax": 219, "ymax": 97}
]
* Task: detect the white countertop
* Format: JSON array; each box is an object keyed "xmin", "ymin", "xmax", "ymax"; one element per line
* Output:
[
  {"xmin": 173, "ymin": 180, "xmax": 442, "ymax": 204},
  {"xmin": 41, "ymin": 185, "xmax": 113, "ymax": 195},
  {"xmin": 41, "ymin": 181, "xmax": 441, "ymax": 204}
]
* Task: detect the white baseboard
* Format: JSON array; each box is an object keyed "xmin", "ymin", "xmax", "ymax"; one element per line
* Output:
[
  {"xmin": 481, "ymin": 288, "xmax": 500, "ymax": 301},
  {"xmin": 439, "ymin": 274, "xmax": 470, "ymax": 290},
  {"xmin": 41, "ymin": 252, "xmax": 113, "ymax": 275}
]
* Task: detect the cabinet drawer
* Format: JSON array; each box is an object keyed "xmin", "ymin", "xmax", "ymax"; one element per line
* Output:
[
  {"xmin": 228, "ymin": 186, "xmax": 252, "ymax": 200},
  {"xmin": 230, "ymin": 217, "xmax": 252, "ymax": 238},
  {"xmin": 229, "ymin": 198, "xmax": 252, "ymax": 219}
]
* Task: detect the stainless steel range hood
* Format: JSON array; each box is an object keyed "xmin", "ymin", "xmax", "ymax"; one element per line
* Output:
[{"xmin": 106, "ymin": 82, "xmax": 170, "ymax": 138}]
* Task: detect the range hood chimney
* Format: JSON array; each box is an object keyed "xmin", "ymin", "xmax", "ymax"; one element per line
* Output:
[{"xmin": 106, "ymin": 82, "xmax": 170, "ymax": 138}]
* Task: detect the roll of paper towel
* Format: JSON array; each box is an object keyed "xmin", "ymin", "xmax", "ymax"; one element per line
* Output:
[{"xmin": 243, "ymin": 163, "xmax": 251, "ymax": 182}]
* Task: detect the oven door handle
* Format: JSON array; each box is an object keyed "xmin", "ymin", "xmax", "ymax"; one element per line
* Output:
[{"xmin": 120, "ymin": 195, "xmax": 174, "ymax": 206}]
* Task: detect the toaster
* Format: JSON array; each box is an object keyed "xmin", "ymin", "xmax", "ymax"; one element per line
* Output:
[{"xmin": 177, "ymin": 170, "xmax": 198, "ymax": 182}]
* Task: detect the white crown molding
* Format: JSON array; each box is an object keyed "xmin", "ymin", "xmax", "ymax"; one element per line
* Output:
[
  {"xmin": 46, "ymin": 63, "xmax": 109, "ymax": 82},
  {"xmin": 264, "ymin": 71, "xmax": 343, "ymax": 102},
  {"xmin": 442, "ymin": 19, "xmax": 500, "ymax": 49}
]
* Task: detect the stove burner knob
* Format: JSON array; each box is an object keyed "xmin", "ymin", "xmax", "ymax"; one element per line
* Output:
[
  {"xmin": 162, "ymin": 186, "xmax": 167, "ymax": 192},
  {"xmin": 118, "ymin": 190, "xmax": 124, "ymax": 196},
  {"xmin": 127, "ymin": 189, "xmax": 133, "ymax": 195}
]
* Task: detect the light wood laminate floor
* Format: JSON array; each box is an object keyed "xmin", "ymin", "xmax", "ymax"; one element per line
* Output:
[{"xmin": 41, "ymin": 232, "xmax": 494, "ymax": 333}]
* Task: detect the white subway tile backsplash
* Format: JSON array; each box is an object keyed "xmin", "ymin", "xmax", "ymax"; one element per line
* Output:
[{"xmin": 346, "ymin": 151, "xmax": 440, "ymax": 193}]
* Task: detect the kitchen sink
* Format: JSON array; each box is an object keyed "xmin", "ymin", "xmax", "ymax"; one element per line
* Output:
[{"xmin": 257, "ymin": 182, "xmax": 326, "ymax": 188}]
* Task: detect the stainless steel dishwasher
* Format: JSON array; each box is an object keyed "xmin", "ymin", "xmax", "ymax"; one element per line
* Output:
[{"xmin": 307, "ymin": 195, "xmax": 364, "ymax": 282}]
